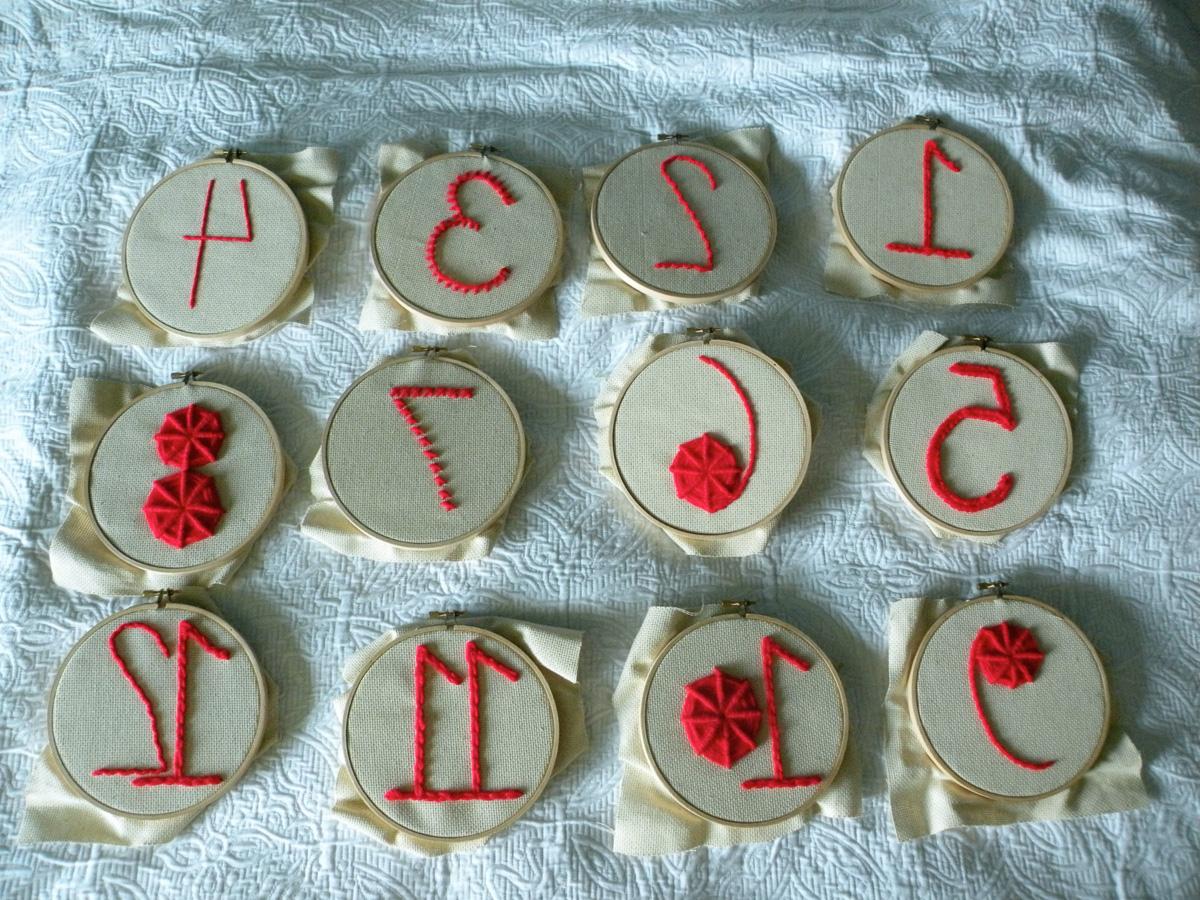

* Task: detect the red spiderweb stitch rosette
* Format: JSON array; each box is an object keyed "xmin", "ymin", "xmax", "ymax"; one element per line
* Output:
[
  {"xmin": 967, "ymin": 620, "xmax": 1056, "ymax": 771},
  {"xmin": 143, "ymin": 404, "xmax": 226, "ymax": 548},
  {"xmin": 680, "ymin": 667, "xmax": 762, "ymax": 768}
]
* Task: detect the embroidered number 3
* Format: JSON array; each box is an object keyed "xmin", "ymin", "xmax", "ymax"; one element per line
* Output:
[
  {"xmin": 425, "ymin": 171, "xmax": 516, "ymax": 294},
  {"xmin": 885, "ymin": 138, "xmax": 972, "ymax": 260},
  {"xmin": 386, "ymin": 641, "xmax": 525, "ymax": 803},
  {"xmin": 925, "ymin": 362, "xmax": 1017, "ymax": 513},
  {"xmin": 93, "ymin": 620, "xmax": 232, "ymax": 788},
  {"xmin": 655, "ymin": 155, "xmax": 717, "ymax": 272}
]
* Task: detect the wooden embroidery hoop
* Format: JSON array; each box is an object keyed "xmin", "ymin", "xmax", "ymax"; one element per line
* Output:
[
  {"xmin": 833, "ymin": 119, "xmax": 1013, "ymax": 294},
  {"xmin": 590, "ymin": 139, "xmax": 777, "ymax": 304},
  {"xmin": 608, "ymin": 335, "xmax": 812, "ymax": 543},
  {"xmin": 82, "ymin": 376, "xmax": 287, "ymax": 576},
  {"xmin": 879, "ymin": 340, "xmax": 1073, "ymax": 539},
  {"xmin": 45, "ymin": 594, "xmax": 269, "ymax": 821},
  {"xmin": 639, "ymin": 603, "xmax": 849, "ymax": 828},
  {"xmin": 906, "ymin": 588, "xmax": 1111, "ymax": 802},
  {"xmin": 321, "ymin": 351, "xmax": 527, "ymax": 551},
  {"xmin": 370, "ymin": 149, "xmax": 565, "ymax": 327},
  {"xmin": 342, "ymin": 617, "xmax": 560, "ymax": 843},
  {"xmin": 121, "ymin": 153, "xmax": 309, "ymax": 341}
]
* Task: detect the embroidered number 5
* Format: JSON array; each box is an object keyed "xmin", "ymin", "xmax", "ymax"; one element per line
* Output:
[{"xmin": 925, "ymin": 362, "xmax": 1017, "ymax": 513}]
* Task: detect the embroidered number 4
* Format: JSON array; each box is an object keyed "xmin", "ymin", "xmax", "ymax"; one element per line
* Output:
[
  {"xmin": 390, "ymin": 385, "xmax": 475, "ymax": 512},
  {"xmin": 885, "ymin": 138, "xmax": 972, "ymax": 260},
  {"xmin": 93, "ymin": 620, "xmax": 232, "ymax": 788},
  {"xmin": 924, "ymin": 362, "xmax": 1017, "ymax": 513},
  {"xmin": 655, "ymin": 155, "xmax": 717, "ymax": 273},
  {"xmin": 386, "ymin": 641, "xmax": 525, "ymax": 803},
  {"xmin": 741, "ymin": 637, "xmax": 823, "ymax": 791},
  {"xmin": 183, "ymin": 178, "xmax": 254, "ymax": 309}
]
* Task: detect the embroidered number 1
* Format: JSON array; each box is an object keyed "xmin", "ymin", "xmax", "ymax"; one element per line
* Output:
[
  {"xmin": 93, "ymin": 620, "xmax": 232, "ymax": 788},
  {"xmin": 183, "ymin": 178, "xmax": 254, "ymax": 309},
  {"xmin": 925, "ymin": 362, "xmax": 1017, "ymax": 513},
  {"xmin": 386, "ymin": 641, "xmax": 525, "ymax": 803},
  {"xmin": 741, "ymin": 637, "xmax": 823, "ymax": 791},
  {"xmin": 885, "ymin": 138, "xmax": 972, "ymax": 260}
]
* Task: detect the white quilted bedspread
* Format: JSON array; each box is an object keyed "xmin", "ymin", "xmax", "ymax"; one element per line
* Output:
[{"xmin": 1, "ymin": 2, "xmax": 1197, "ymax": 897}]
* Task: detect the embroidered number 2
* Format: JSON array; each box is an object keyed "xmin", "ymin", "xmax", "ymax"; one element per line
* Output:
[
  {"xmin": 925, "ymin": 362, "xmax": 1017, "ymax": 513},
  {"xmin": 183, "ymin": 178, "xmax": 254, "ymax": 309},
  {"xmin": 655, "ymin": 155, "xmax": 717, "ymax": 272},
  {"xmin": 425, "ymin": 171, "xmax": 516, "ymax": 294},
  {"xmin": 93, "ymin": 620, "xmax": 232, "ymax": 788},
  {"xmin": 885, "ymin": 139, "xmax": 972, "ymax": 260},
  {"xmin": 386, "ymin": 641, "xmax": 525, "ymax": 803}
]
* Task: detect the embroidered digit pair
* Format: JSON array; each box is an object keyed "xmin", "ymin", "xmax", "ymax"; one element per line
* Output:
[{"xmin": 142, "ymin": 404, "xmax": 226, "ymax": 548}]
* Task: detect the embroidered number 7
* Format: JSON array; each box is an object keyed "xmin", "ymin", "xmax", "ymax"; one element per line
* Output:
[
  {"xmin": 924, "ymin": 362, "xmax": 1017, "ymax": 513},
  {"xmin": 385, "ymin": 641, "xmax": 525, "ymax": 803},
  {"xmin": 93, "ymin": 620, "xmax": 231, "ymax": 788},
  {"xmin": 390, "ymin": 385, "xmax": 475, "ymax": 512}
]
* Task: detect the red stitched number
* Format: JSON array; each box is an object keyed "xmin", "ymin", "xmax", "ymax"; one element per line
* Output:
[
  {"xmin": 144, "ymin": 405, "xmax": 226, "ymax": 548},
  {"xmin": 385, "ymin": 641, "xmax": 525, "ymax": 803},
  {"xmin": 655, "ymin": 155, "xmax": 717, "ymax": 272},
  {"xmin": 183, "ymin": 178, "xmax": 254, "ymax": 308},
  {"xmin": 969, "ymin": 622, "xmax": 1056, "ymax": 771},
  {"xmin": 924, "ymin": 362, "xmax": 1017, "ymax": 513},
  {"xmin": 390, "ymin": 385, "xmax": 475, "ymax": 512},
  {"xmin": 741, "ymin": 637, "xmax": 823, "ymax": 791},
  {"xmin": 92, "ymin": 620, "xmax": 232, "ymax": 788},
  {"xmin": 425, "ymin": 171, "xmax": 516, "ymax": 294},
  {"xmin": 885, "ymin": 139, "xmax": 973, "ymax": 260}
]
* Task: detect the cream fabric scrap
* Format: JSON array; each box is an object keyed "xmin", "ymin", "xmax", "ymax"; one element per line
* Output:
[
  {"xmin": 358, "ymin": 143, "xmax": 567, "ymax": 340},
  {"xmin": 300, "ymin": 350, "xmax": 525, "ymax": 563},
  {"xmin": 822, "ymin": 183, "xmax": 1016, "ymax": 307},
  {"xmin": 330, "ymin": 616, "xmax": 587, "ymax": 857},
  {"xmin": 91, "ymin": 146, "xmax": 338, "ymax": 347},
  {"xmin": 594, "ymin": 329, "xmax": 818, "ymax": 557},
  {"xmin": 18, "ymin": 588, "xmax": 278, "ymax": 846},
  {"xmin": 581, "ymin": 127, "xmax": 772, "ymax": 316},
  {"xmin": 884, "ymin": 596, "xmax": 1148, "ymax": 841},
  {"xmin": 862, "ymin": 330, "xmax": 1078, "ymax": 543},
  {"xmin": 612, "ymin": 605, "xmax": 860, "ymax": 856},
  {"xmin": 48, "ymin": 378, "xmax": 295, "ymax": 596}
]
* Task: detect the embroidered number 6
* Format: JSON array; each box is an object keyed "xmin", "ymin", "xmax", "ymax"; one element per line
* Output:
[{"xmin": 925, "ymin": 362, "xmax": 1017, "ymax": 513}]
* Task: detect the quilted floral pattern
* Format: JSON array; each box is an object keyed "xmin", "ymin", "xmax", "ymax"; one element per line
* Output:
[{"xmin": 1, "ymin": 1, "xmax": 1197, "ymax": 897}]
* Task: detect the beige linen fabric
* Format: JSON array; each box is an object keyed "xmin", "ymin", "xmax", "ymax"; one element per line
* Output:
[
  {"xmin": 49, "ymin": 378, "xmax": 295, "ymax": 596},
  {"xmin": 91, "ymin": 147, "xmax": 338, "ymax": 347},
  {"xmin": 331, "ymin": 617, "xmax": 586, "ymax": 856},
  {"xmin": 595, "ymin": 330, "xmax": 817, "ymax": 556},
  {"xmin": 613, "ymin": 605, "xmax": 860, "ymax": 855},
  {"xmin": 914, "ymin": 597, "xmax": 1107, "ymax": 798},
  {"xmin": 19, "ymin": 589, "xmax": 277, "ymax": 846},
  {"xmin": 360, "ymin": 143, "xmax": 566, "ymax": 339},
  {"xmin": 582, "ymin": 128, "xmax": 772, "ymax": 316},
  {"xmin": 300, "ymin": 351, "xmax": 526, "ymax": 562},
  {"xmin": 884, "ymin": 596, "xmax": 1148, "ymax": 841},
  {"xmin": 863, "ymin": 331, "xmax": 1077, "ymax": 542}
]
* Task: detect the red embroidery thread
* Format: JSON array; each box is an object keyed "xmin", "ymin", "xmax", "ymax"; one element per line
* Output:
[
  {"xmin": 384, "ymin": 642, "xmax": 524, "ymax": 803},
  {"xmin": 968, "ymin": 621, "xmax": 1056, "ymax": 771},
  {"xmin": 885, "ymin": 139, "xmax": 973, "ymax": 260},
  {"xmin": 654, "ymin": 155, "xmax": 716, "ymax": 272},
  {"xmin": 681, "ymin": 667, "xmax": 762, "ymax": 768},
  {"xmin": 142, "ymin": 469, "xmax": 225, "ymax": 548},
  {"xmin": 93, "ymin": 620, "xmax": 232, "ymax": 787},
  {"xmin": 668, "ymin": 354, "xmax": 757, "ymax": 513},
  {"xmin": 389, "ymin": 385, "xmax": 475, "ymax": 512},
  {"xmin": 182, "ymin": 178, "xmax": 253, "ymax": 309},
  {"xmin": 153, "ymin": 404, "xmax": 225, "ymax": 469},
  {"xmin": 924, "ymin": 362, "xmax": 1017, "ymax": 513},
  {"xmin": 425, "ymin": 170, "xmax": 516, "ymax": 294},
  {"xmin": 741, "ymin": 637, "xmax": 823, "ymax": 791}
]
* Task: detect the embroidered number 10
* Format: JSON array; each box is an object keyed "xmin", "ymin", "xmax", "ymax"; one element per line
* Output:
[{"xmin": 386, "ymin": 641, "xmax": 525, "ymax": 804}]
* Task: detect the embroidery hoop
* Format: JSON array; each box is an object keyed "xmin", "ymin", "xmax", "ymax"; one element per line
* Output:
[
  {"xmin": 880, "ymin": 343, "xmax": 1072, "ymax": 539},
  {"xmin": 370, "ymin": 150, "xmax": 565, "ymax": 327},
  {"xmin": 608, "ymin": 337, "xmax": 812, "ymax": 541},
  {"xmin": 639, "ymin": 606, "xmax": 849, "ymax": 827},
  {"xmin": 45, "ymin": 597, "xmax": 268, "ymax": 821},
  {"xmin": 590, "ymin": 140, "xmax": 777, "ymax": 304},
  {"xmin": 342, "ymin": 620, "xmax": 560, "ymax": 843},
  {"xmin": 121, "ymin": 155, "xmax": 309, "ymax": 341},
  {"xmin": 833, "ymin": 121, "xmax": 1013, "ymax": 294},
  {"xmin": 906, "ymin": 591, "xmax": 1111, "ymax": 802},
  {"xmin": 321, "ymin": 352, "xmax": 526, "ymax": 551},
  {"xmin": 82, "ymin": 379, "xmax": 287, "ymax": 575}
]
